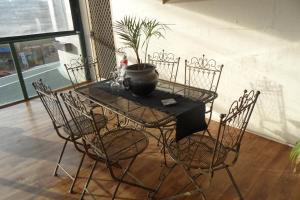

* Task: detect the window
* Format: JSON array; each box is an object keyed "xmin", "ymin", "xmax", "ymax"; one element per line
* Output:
[
  {"xmin": 0, "ymin": 0, "xmax": 86, "ymax": 107},
  {"xmin": 0, "ymin": 0, "xmax": 73, "ymax": 38},
  {"xmin": 15, "ymin": 35, "xmax": 81, "ymax": 98},
  {"xmin": 0, "ymin": 44, "xmax": 24, "ymax": 105}
]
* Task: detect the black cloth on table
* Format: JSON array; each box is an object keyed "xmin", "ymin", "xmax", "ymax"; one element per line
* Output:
[{"xmin": 80, "ymin": 80, "xmax": 207, "ymax": 141}]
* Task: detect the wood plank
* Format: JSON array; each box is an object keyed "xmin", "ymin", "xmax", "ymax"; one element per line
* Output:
[{"xmin": 0, "ymin": 99, "xmax": 298, "ymax": 199}]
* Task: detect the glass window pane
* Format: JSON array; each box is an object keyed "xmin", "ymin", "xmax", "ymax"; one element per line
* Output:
[
  {"xmin": 0, "ymin": 44, "xmax": 24, "ymax": 106},
  {"xmin": 14, "ymin": 35, "xmax": 82, "ymax": 97},
  {"xmin": 0, "ymin": 0, "xmax": 73, "ymax": 38}
]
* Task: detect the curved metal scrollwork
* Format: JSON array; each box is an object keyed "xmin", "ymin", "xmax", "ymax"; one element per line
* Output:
[
  {"xmin": 101, "ymin": 107, "xmax": 130, "ymax": 128},
  {"xmin": 150, "ymin": 49, "xmax": 178, "ymax": 63},
  {"xmin": 224, "ymin": 90, "xmax": 259, "ymax": 121},
  {"xmin": 184, "ymin": 54, "xmax": 224, "ymax": 125},
  {"xmin": 67, "ymin": 55, "xmax": 98, "ymax": 69},
  {"xmin": 115, "ymin": 46, "xmax": 127, "ymax": 55},
  {"xmin": 117, "ymin": 115, "xmax": 130, "ymax": 127},
  {"xmin": 64, "ymin": 55, "xmax": 100, "ymax": 89},
  {"xmin": 184, "ymin": 54, "xmax": 224, "ymax": 92},
  {"xmin": 187, "ymin": 54, "xmax": 221, "ymax": 71},
  {"xmin": 32, "ymin": 79, "xmax": 67, "ymax": 127},
  {"xmin": 32, "ymin": 79, "xmax": 53, "ymax": 95},
  {"xmin": 60, "ymin": 92, "xmax": 89, "ymax": 117},
  {"xmin": 218, "ymin": 90, "xmax": 260, "ymax": 151},
  {"xmin": 148, "ymin": 50, "xmax": 180, "ymax": 92}
]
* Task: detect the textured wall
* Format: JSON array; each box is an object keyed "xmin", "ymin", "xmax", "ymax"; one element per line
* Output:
[{"xmin": 111, "ymin": 0, "xmax": 300, "ymax": 145}]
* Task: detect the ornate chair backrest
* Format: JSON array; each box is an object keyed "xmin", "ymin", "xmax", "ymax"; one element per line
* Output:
[
  {"xmin": 185, "ymin": 55, "xmax": 223, "ymax": 95},
  {"xmin": 65, "ymin": 56, "xmax": 100, "ymax": 89},
  {"xmin": 148, "ymin": 50, "xmax": 180, "ymax": 92},
  {"xmin": 32, "ymin": 79, "xmax": 68, "ymax": 129},
  {"xmin": 212, "ymin": 90, "xmax": 260, "ymax": 167},
  {"xmin": 60, "ymin": 92, "xmax": 107, "ymax": 161}
]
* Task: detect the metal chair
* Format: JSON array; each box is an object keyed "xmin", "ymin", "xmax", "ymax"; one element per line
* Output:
[
  {"xmin": 157, "ymin": 90, "xmax": 260, "ymax": 200},
  {"xmin": 60, "ymin": 91, "xmax": 155, "ymax": 200},
  {"xmin": 64, "ymin": 55, "xmax": 105, "ymax": 110},
  {"xmin": 148, "ymin": 50, "xmax": 180, "ymax": 93},
  {"xmin": 185, "ymin": 54, "xmax": 223, "ymax": 125},
  {"xmin": 32, "ymin": 79, "xmax": 107, "ymax": 193},
  {"xmin": 64, "ymin": 55, "xmax": 101, "ymax": 89}
]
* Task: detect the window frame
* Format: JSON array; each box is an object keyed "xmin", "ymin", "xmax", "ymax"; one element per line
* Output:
[{"xmin": 0, "ymin": 0, "xmax": 88, "ymax": 108}]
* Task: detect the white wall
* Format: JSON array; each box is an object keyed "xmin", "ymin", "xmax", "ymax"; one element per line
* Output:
[
  {"xmin": 110, "ymin": 0, "xmax": 300, "ymax": 145},
  {"xmin": 79, "ymin": 0, "xmax": 94, "ymax": 59},
  {"xmin": 55, "ymin": 35, "xmax": 82, "ymax": 79}
]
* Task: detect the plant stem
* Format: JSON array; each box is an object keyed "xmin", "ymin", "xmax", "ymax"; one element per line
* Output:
[
  {"xmin": 136, "ymin": 50, "xmax": 141, "ymax": 64},
  {"xmin": 144, "ymin": 39, "xmax": 150, "ymax": 63}
]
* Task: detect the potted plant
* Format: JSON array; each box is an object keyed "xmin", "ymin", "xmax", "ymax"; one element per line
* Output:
[
  {"xmin": 114, "ymin": 16, "xmax": 169, "ymax": 96},
  {"xmin": 290, "ymin": 142, "xmax": 300, "ymax": 173}
]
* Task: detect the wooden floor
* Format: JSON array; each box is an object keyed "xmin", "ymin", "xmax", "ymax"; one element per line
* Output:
[{"xmin": 0, "ymin": 99, "xmax": 299, "ymax": 200}]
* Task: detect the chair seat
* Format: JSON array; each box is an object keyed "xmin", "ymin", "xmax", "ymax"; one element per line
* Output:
[
  {"xmin": 93, "ymin": 128, "xmax": 148, "ymax": 162},
  {"xmin": 64, "ymin": 114, "xmax": 107, "ymax": 137},
  {"xmin": 168, "ymin": 135, "xmax": 227, "ymax": 169}
]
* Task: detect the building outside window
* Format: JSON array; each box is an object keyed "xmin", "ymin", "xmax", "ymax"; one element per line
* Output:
[{"xmin": 0, "ymin": 0, "xmax": 85, "ymax": 106}]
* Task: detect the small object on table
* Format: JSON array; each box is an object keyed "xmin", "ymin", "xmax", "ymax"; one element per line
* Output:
[
  {"xmin": 110, "ymin": 69, "xmax": 121, "ymax": 88},
  {"xmin": 119, "ymin": 54, "xmax": 128, "ymax": 82},
  {"xmin": 161, "ymin": 98, "xmax": 177, "ymax": 106}
]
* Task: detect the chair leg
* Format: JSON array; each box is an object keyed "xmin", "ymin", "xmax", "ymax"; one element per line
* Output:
[
  {"xmin": 157, "ymin": 134, "xmax": 162, "ymax": 147},
  {"xmin": 159, "ymin": 165, "xmax": 206, "ymax": 200},
  {"xmin": 69, "ymin": 153, "xmax": 86, "ymax": 193},
  {"xmin": 225, "ymin": 167, "xmax": 243, "ymax": 200},
  {"xmin": 150, "ymin": 163, "xmax": 177, "ymax": 199},
  {"xmin": 80, "ymin": 160, "xmax": 98, "ymax": 200},
  {"xmin": 183, "ymin": 167, "xmax": 207, "ymax": 199},
  {"xmin": 201, "ymin": 192, "xmax": 207, "ymax": 200},
  {"xmin": 111, "ymin": 157, "xmax": 136, "ymax": 200},
  {"xmin": 112, "ymin": 180, "xmax": 122, "ymax": 200},
  {"xmin": 204, "ymin": 129, "xmax": 213, "ymax": 138},
  {"xmin": 53, "ymin": 139, "xmax": 69, "ymax": 176}
]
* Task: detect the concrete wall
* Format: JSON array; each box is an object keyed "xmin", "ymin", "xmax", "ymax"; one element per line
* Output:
[{"xmin": 110, "ymin": 0, "xmax": 300, "ymax": 145}]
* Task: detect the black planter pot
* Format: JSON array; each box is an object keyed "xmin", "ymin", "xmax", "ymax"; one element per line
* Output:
[{"xmin": 123, "ymin": 63, "xmax": 158, "ymax": 96}]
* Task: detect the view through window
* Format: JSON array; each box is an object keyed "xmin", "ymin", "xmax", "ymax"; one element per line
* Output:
[
  {"xmin": 0, "ymin": 0, "xmax": 73, "ymax": 37},
  {"xmin": 0, "ymin": 0, "xmax": 82, "ymax": 106},
  {"xmin": 0, "ymin": 44, "xmax": 24, "ymax": 105}
]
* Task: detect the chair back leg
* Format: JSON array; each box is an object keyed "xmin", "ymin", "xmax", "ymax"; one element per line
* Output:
[
  {"xmin": 69, "ymin": 153, "xmax": 86, "ymax": 193},
  {"xmin": 225, "ymin": 167, "xmax": 244, "ymax": 200},
  {"xmin": 80, "ymin": 160, "xmax": 98, "ymax": 200}
]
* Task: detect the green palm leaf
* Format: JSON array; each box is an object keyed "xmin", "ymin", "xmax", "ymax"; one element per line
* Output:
[
  {"xmin": 114, "ymin": 16, "xmax": 170, "ymax": 64},
  {"xmin": 290, "ymin": 142, "xmax": 300, "ymax": 161},
  {"xmin": 290, "ymin": 141, "xmax": 300, "ymax": 172}
]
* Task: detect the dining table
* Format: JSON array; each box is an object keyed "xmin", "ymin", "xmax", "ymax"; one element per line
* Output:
[{"xmin": 75, "ymin": 79, "xmax": 217, "ymax": 141}]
